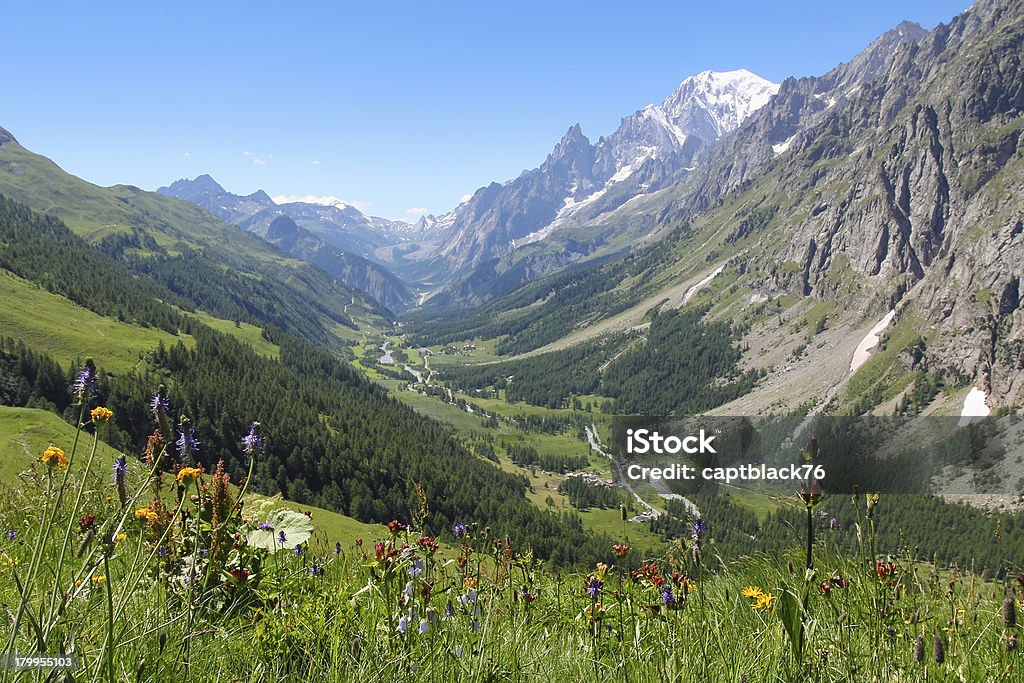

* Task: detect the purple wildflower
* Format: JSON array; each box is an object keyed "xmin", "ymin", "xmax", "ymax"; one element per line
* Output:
[
  {"xmin": 333, "ymin": 542, "xmax": 342, "ymax": 555},
  {"xmin": 586, "ymin": 577, "xmax": 603, "ymax": 598},
  {"xmin": 397, "ymin": 615, "xmax": 409, "ymax": 634},
  {"xmin": 197, "ymin": 547, "xmax": 209, "ymax": 559},
  {"xmin": 112, "ymin": 455, "xmax": 128, "ymax": 483},
  {"xmin": 241, "ymin": 421, "xmax": 263, "ymax": 456},
  {"xmin": 692, "ymin": 518, "xmax": 707, "ymax": 539},
  {"xmin": 258, "ymin": 522, "xmax": 274, "ymax": 531},
  {"xmin": 277, "ymin": 530, "xmax": 287, "ymax": 545},
  {"xmin": 293, "ymin": 544, "xmax": 304, "ymax": 556},
  {"xmin": 150, "ymin": 391, "xmax": 169, "ymax": 418},
  {"xmin": 418, "ymin": 619, "xmax": 429, "ymax": 635},
  {"xmin": 176, "ymin": 425, "xmax": 200, "ymax": 458},
  {"xmin": 453, "ymin": 522, "xmax": 468, "ymax": 538},
  {"xmin": 309, "ymin": 563, "xmax": 324, "ymax": 577},
  {"xmin": 408, "ymin": 557, "xmax": 425, "ymax": 578},
  {"xmin": 445, "ymin": 601, "xmax": 455, "ymax": 618},
  {"xmin": 157, "ymin": 546, "xmax": 169, "ymax": 558},
  {"xmin": 5, "ymin": 530, "xmax": 16, "ymax": 541},
  {"xmin": 661, "ymin": 584, "xmax": 676, "ymax": 606},
  {"xmin": 113, "ymin": 455, "xmax": 129, "ymax": 505},
  {"xmin": 74, "ymin": 362, "xmax": 96, "ymax": 401}
]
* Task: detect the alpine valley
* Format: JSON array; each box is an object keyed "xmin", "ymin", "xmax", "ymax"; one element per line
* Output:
[
  {"xmin": 6, "ymin": 1, "xmax": 1024, "ymax": 680},
  {"xmin": 2, "ymin": 0, "xmax": 1024, "ymax": 577}
]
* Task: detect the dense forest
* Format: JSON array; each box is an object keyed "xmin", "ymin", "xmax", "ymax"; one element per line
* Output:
[
  {"xmin": 601, "ymin": 306, "xmax": 765, "ymax": 414},
  {"xmin": 438, "ymin": 306, "xmax": 763, "ymax": 415}
]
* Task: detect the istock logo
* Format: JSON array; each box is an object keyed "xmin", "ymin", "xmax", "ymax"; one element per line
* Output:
[{"xmin": 625, "ymin": 428, "xmax": 716, "ymax": 454}]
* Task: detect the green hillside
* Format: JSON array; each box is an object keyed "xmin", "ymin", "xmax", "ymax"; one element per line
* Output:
[{"xmin": 0, "ymin": 137, "xmax": 389, "ymax": 347}]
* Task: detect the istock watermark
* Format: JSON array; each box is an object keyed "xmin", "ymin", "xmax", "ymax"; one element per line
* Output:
[{"xmin": 609, "ymin": 414, "xmax": 1023, "ymax": 497}]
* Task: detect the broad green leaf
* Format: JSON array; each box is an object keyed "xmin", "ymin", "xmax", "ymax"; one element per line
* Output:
[{"xmin": 247, "ymin": 509, "xmax": 314, "ymax": 551}]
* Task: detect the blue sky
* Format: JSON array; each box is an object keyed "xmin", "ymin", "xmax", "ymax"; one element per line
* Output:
[{"xmin": 2, "ymin": 1, "xmax": 970, "ymax": 220}]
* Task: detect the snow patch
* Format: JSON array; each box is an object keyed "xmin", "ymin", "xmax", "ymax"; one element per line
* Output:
[
  {"xmin": 849, "ymin": 310, "xmax": 896, "ymax": 374},
  {"xmin": 682, "ymin": 264, "xmax": 726, "ymax": 305},
  {"xmin": 958, "ymin": 388, "xmax": 990, "ymax": 427},
  {"xmin": 772, "ymin": 135, "xmax": 796, "ymax": 155}
]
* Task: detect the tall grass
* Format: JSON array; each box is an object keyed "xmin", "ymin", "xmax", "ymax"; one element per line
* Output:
[{"xmin": 0, "ymin": 367, "xmax": 1020, "ymax": 681}]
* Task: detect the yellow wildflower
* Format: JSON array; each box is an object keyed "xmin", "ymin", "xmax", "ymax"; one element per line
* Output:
[
  {"xmin": 115, "ymin": 533, "xmax": 127, "ymax": 542},
  {"xmin": 753, "ymin": 592, "xmax": 776, "ymax": 610},
  {"xmin": 463, "ymin": 577, "xmax": 478, "ymax": 590},
  {"xmin": 742, "ymin": 586, "xmax": 763, "ymax": 599},
  {"xmin": 134, "ymin": 508, "xmax": 158, "ymax": 524},
  {"xmin": 40, "ymin": 445, "xmax": 68, "ymax": 471},
  {"xmin": 176, "ymin": 466, "xmax": 202, "ymax": 483},
  {"xmin": 595, "ymin": 562, "xmax": 609, "ymax": 578},
  {"xmin": 90, "ymin": 406, "xmax": 113, "ymax": 423},
  {"xmin": 91, "ymin": 575, "xmax": 106, "ymax": 585}
]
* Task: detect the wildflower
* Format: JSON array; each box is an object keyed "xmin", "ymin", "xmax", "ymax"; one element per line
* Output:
[
  {"xmin": 397, "ymin": 615, "xmax": 409, "ymax": 634},
  {"xmin": 241, "ymin": 422, "xmax": 263, "ymax": 456},
  {"xmin": 875, "ymin": 560, "xmax": 897, "ymax": 580},
  {"xmin": 112, "ymin": 455, "xmax": 128, "ymax": 504},
  {"xmin": 79, "ymin": 515, "xmax": 96, "ymax": 531},
  {"xmin": 518, "ymin": 587, "xmax": 538, "ymax": 603},
  {"xmin": 595, "ymin": 563, "xmax": 609, "ymax": 579},
  {"xmin": 612, "ymin": 544, "xmax": 630, "ymax": 557},
  {"xmin": 417, "ymin": 536, "xmax": 439, "ymax": 554},
  {"xmin": 404, "ymin": 581, "xmax": 415, "ymax": 598},
  {"xmin": 419, "ymin": 618, "xmax": 429, "ymax": 635},
  {"xmin": 277, "ymin": 531, "xmax": 287, "ymax": 545},
  {"xmin": 90, "ymin": 406, "xmax": 113, "ymax": 423},
  {"xmin": 257, "ymin": 522, "xmax": 274, "ymax": 531},
  {"xmin": 134, "ymin": 508, "xmax": 158, "ymax": 524},
  {"xmin": 176, "ymin": 466, "xmax": 202, "ymax": 484},
  {"xmin": 692, "ymin": 518, "xmax": 707, "ymax": 539},
  {"xmin": 463, "ymin": 577, "xmax": 478, "ymax": 591},
  {"xmin": 586, "ymin": 576, "xmax": 603, "ymax": 598},
  {"xmin": 742, "ymin": 586, "xmax": 763, "ymax": 599},
  {"xmin": 6, "ymin": 530, "xmax": 16, "ymax": 541},
  {"xmin": 175, "ymin": 423, "xmax": 200, "ymax": 458},
  {"xmin": 1003, "ymin": 596, "xmax": 1017, "ymax": 629},
  {"xmin": 753, "ymin": 592, "xmax": 776, "ymax": 610},
  {"xmin": 661, "ymin": 584, "xmax": 677, "ymax": 606},
  {"xmin": 309, "ymin": 563, "xmax": 324, "ymax": 577},
  {"xmin": 387, "ymin": 520, "xmax": 408, "ymax": 535},
  {"xmin": 453, "ymin": 522, "xmax": 468, "ymax": 538},
  {"xmin": 334, "ymin": 542, "xmax": 342, "ymax": 555},
  {"xmin": 458, "ymin": 588, "xmax": 478, "ymax": 607},
  {"xmin": 40, "ymin": 445, "xmax": 68, "ymax": 471},
  {"xmin": 829, "ymin": 517, "xmax": 837, "ymax": 530},
  {"xmin": 445, "ymin": 601, "xmax": 455, "ymax": 618},
  {"xmin": 293, "ymin": 544, "xmax": 304, "ymax": 556},
  {"xmin": 91, "ymin": 574, "xmax": 106, "ymax": 585},
  {"xmin": 150, "ymin": 390, "xmax": 169, "ymax": 419},
  {"xmin": 115, "ymin": 533, "xmax": 126, "ymax": 542},
  {"xmin": 228, "ymin": 568, "xmax": 250, "ymax": 584},
  {"xmin": 914, "ymin": 635, "xmax": 925, "ymax": 663},
  {"xmin": 408, "ymin": 557, "xmax": 425, "ymax": 578},
  {"xmin": 74, "ymin": 360, "xmax": 96, "ymax": 402}
]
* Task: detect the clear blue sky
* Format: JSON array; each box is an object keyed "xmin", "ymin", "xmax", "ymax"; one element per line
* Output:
[{"xmin": 1, "ymin": 1, "xmax": 970, "ymax": 220}]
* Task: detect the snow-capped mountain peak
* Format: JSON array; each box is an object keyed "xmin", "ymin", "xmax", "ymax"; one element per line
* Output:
[{"xmin": 661, "ymin": 69, "xmax": 780, "ymax": 139}]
